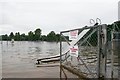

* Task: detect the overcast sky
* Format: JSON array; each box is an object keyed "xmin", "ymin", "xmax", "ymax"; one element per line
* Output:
[{"xmin": 0, "ymin": 0, "xmax": 119, "ymax": 35}]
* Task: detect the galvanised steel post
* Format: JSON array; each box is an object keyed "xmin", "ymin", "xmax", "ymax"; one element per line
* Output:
[{"xmin": 60, "ymin": 32, "xmax": 62, "ymax": 80}]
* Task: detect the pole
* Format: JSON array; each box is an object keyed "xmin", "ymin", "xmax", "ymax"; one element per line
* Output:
[
  {"xmin": 111, "ymin": 32, "xmax": 114, "ymax": 78},
  {"xmin": 60, "ymin": 32, "xmax": 62, "ymax": 80},
  {"xmin": 97, "ymin": 25, "xmax": 102, "ymax": 78}
]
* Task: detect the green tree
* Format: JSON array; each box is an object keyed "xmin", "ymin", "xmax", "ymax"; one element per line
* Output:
[
  {"xmin": 2, "ymin": 34, "xmax": 9, "ymax": 40},
  {"xmin": 34, "ymin": 28, "xmax": 41, "ymax": 41},
  {"xmin": 21, "ymin": 33, "xmax": 27, "ymax": 41},
  {"xmin": 14, "ymin": 32, "xmax": 21, "ymax": 41},
  {"xmin": 56, "ymin": 34, "xmax": 60, "ymax": 42},
  {"xmin": 28, "ymin": 31, "xmax": 34, "ymax": 41},
  {"xmin": 9, "ymin": 32, "xmax": 14, "ymax": 40},
  {"xmin": 41, "ymin": 35, "xmax": 47, "ymax": 41},
  {"xmin": 47, "ymin": 31, "xmax": 56, "ymax": 41}
]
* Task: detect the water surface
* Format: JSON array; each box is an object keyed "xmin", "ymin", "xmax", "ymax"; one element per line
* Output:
[{"xmin": 1, "ymin": 41, "xmax": 61, "ymax": 78}]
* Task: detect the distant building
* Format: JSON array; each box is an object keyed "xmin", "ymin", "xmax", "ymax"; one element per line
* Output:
[{"xmin": 118, "ymin": 1, "xmax": 120, "ymax": 20}]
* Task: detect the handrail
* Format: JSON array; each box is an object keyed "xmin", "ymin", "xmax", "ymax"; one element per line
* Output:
[{"xmin": 37, "ymin": 51, "xmax": 69, "ymax": 64}]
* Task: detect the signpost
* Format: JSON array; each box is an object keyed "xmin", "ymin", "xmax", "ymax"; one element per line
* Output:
[
  {"xmin": 69, "ymin": 30, "xmax": 78, "ymax": 40},
  {"xmin": 69, "ymin": 46, "xmax": 78, "ymax": 57},
  {"xmin": 69, "ymin": 30, "xmax": 78, "ymax": 57}
]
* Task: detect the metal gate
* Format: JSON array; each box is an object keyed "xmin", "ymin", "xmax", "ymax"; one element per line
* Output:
[{"xmin": 60, "ymin": 22, "xmax": 120, "ymax": 79}]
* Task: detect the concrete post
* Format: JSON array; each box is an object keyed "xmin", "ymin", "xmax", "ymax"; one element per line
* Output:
[
  {"xmin": 97, "ymin": 24, "xmax": 107, "ymax": 79},
  {"xmin": 101, "ymin": 24, "xmax": 107, "ymax": 78},
  {"xmin": 112, "ymin": 32, "xmax": 120, "ymax": 79},
  {"xmin": 97, "ymin": 25, "xmax": 102, "ymax": 78}
]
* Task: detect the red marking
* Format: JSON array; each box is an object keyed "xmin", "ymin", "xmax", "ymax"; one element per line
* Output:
[
  {"xmin": 70, "ymin": 31, "xmax": 78, "ymax": 36},
  {"xmin": 70, "ymin": 48, "xmax": 78, "ymax": 52}
]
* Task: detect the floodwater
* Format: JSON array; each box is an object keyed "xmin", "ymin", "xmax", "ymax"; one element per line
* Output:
[
  {"xmin": 1, "ymin": 41, "xmax": 119, "ymax": 78},
  {"xmin": 1, "ymin": 41, "xmax": 62, "ymax": 78}
]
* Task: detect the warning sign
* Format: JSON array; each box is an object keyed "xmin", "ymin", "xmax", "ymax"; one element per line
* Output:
[
  {"xmin": 69, "ymin": 30, "xmax": 78, "ymax": 40},
  {"xmin": 69, "ymin": 46, "xmax": 78, "ymax": 57}
]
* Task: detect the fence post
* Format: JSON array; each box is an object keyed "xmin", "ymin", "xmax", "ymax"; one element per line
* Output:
[
  {"xmin": 97, "ymin": 25, "xmax": 102, "ymax": 78},
  {"xmin": 111, "ymin": 32, "xmax": 120, "ymax": 79},
  {"xmin": 60, "ymin": 32, "xmax": 62, "ymax": 79},
  {"xmin": 97, "ymin": 24, "xmax": 107, "ymax": 79},
  {"xmin": 101, "ymin": 24, "xmax": 107, "ymax": 78}
]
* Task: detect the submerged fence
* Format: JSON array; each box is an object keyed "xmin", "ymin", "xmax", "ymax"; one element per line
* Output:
[{"xmin": 60, "ymin": 22, "xmax": 120, "ymax": 79}]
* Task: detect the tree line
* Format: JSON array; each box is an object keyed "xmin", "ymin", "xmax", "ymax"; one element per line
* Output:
[
  {"xmin": 1, "ymin": 28, "xmax": 62, "ymax": 42},
  {"xmin": 1, "ymin": 21, "xmax": 120, "ymax": 42}
]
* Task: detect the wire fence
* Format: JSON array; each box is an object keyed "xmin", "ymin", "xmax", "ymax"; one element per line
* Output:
[
  {"xmin": 60, "ymin": 25, "xmax": 99, "ymax": 79},
  {"xmin": 60, "ymin": 22, "xmax": 120, "ymax": 79},
  {"xmin": 106, "ymin": 22, "xmax": 120, "ymax": 78}
]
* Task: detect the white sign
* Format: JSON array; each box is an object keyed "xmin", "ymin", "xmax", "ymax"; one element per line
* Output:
[
  {"xmin": 69, "ymin": 45, "xmax": 78, "ymax": 57},
  {"xmin": 69, "ymin": 30, "xmax": 78, "ymax": 40}
]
